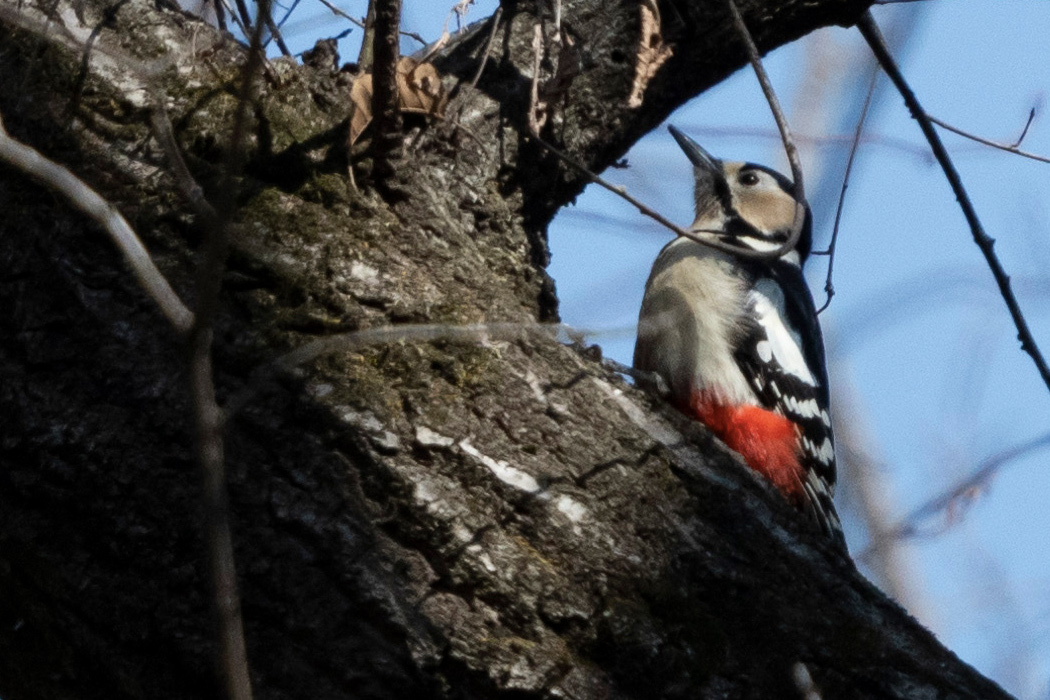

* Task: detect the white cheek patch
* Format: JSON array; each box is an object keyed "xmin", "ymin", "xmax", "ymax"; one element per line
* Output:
[
  {"xmin": 748, "ymin": 280, "xmax": 818, "ymax": 387},
  {"xmin": 735, "ymin": 236, "xmax": 783, "ymax": 253}
]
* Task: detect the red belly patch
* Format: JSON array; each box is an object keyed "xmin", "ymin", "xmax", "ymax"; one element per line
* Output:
[{"xmin": 685, "ymin": 391, "xmax": 805, "ymax": 502}]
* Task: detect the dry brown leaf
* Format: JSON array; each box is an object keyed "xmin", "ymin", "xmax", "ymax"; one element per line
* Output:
[
  {"xmin": 397, "ymin": 57, "xmax": 449, "ymax": 116},
  {"xmin": 628, "ymin": 0, "xmax": 673, "ymax": 108},
  {"xmin": 348, "ymin": 73, "xmax": 374, "ymax": 146},
  {"xmin": 347, "ymin": 57, "xmax": 449, "ymax": 147}
]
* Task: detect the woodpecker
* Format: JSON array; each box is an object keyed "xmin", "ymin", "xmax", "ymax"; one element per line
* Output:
[{"xmin": 634, "ymin": 125, "xmax": 844, "ymax": 546}]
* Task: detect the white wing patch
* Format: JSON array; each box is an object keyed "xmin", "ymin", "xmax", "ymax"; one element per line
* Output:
[
  {"xmin": 801, "ymin": 435, "xmax": 835, "ymax": 466},
  {"xmin": 748, "ymin": 279, "xmax": 817, "ymax": 387}
]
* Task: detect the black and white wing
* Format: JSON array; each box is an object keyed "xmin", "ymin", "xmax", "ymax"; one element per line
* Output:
[{"xmin": 734, "ymin": 265, "xmax": 843, "ymax": 543}]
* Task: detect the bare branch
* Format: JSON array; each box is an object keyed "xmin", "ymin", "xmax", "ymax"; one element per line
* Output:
[
  {"xmin": 0, "ymin": 111, "xmax": 194, "ymax": 333},
  {"xmin": 815, "ymin": 68, "xmax": 878, "ymax": 314},
  {"xmin": 370, "ymin": 0, "xmax": 403, "ymax": 177},
  {"xmin": 469, "ymin": 6, "xmax": 502, "ymax": 88},
  {"xmin": 263, "ymin": 9, "xmax": 292, "ymax": 57},
  {"xmin": 150, "ymin": 106, "xmax": 221, "ymax": 226},
  {"xmin": 212, "ymin": 0, "xmax": 227, "ymax": 31},
  {"xmin": 681, "ymin": 124, "xmax": 935, "ymax": 162},
  {"xmin": 218, "ymin": 0, "xmax": 250, "ymax": 38},
  {"xmin": 859, "ymin": 431, "xmax": 1050, "ymax": 562},
  {"xmin": 929, "ymin": 112, "xmax": 1050, "ymax": 165},
  {"xmin": 314, "ymin": 0, "xmax": 363, "ymax": 29},
  {"xmin": 232, "ymin": 0, "xmax": 253, "ymax": 35},
  {"xmin": 311, "ymin": 0, "xmax": 424, "ymax": 46},
  {"xmin": 858, "ymin": 11, "xmax": 1050, "ymax": 397},
  {"xmin": 530, "ymin": 133, "xmax": 815, "ymax": 260},
  {"xmin": 275, "ymin": 0, "xmax": 302, "ymax": 29},
  {"xmin": 358, "ymin": 0, "xmax": 376, "ymax": 69},
  {"xmin": 726, "ymin": 0, "xmax": 805, "ymax": 255},
  {"xmin": 186, "ymin": 4, "xmax": 275, "ymax": 699},
  {"xmin": 1011, "ymin": 107, "xmax": 1036, "ymax": 147}
]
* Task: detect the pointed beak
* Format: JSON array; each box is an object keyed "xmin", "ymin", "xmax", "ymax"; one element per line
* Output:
[{"xmin": 668, "ymin": 125, "xmax": 721, "ymax": 176}]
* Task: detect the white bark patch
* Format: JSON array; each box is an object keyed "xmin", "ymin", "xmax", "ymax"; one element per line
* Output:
[
  {"xmin": 349, "ymin": 261, "xmax": 380, "ymax": 285},
  {"xmin": 556, "ymin": 495, "xmax": 588, "ymax": 523},
  {"xmin": 414, "ymin": 480, "xmax": 438, "ymax": 504},
  {"xmin": 467, "ymin": 544, "xmax": 498, "ymax": 573},
  {"xmin": 415, "ymin": 425, "xmax": 455, "ymax": 449},
  {"xmin": 459, "ymin": 440, "xmax": 541, "ymax": 493},
  {"xmin": 523, "ymin": 369, "xmax": 548, "ymax": 404}
]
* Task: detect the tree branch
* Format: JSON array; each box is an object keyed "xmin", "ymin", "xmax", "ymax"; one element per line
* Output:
[
  {"xmin": 815, "ymin": 67, "xmax": 878, "ymax": 314},
  {"xmin": 860, "ymin": 431, "xmax": 1050, "ymax": 562},
  {"xmin": 187, "ymin": 3, "xmax": 273, "ymax": 698},
  {"xmin": 929, "ymin": 112, "xmax": 1050, "ymax": 165},
  {"xmin": 726, "ymin": 0, "xmax": 805, "ymax": 255},
  {"xmin": 370, "ymin": 0, "xmax": 402, "ymax": 178},
  {"xmin": 0, "ymin": 110, "xmax": 193, "ymax": 333},
  {"xmin": 859, "ymin": 11, "xmax": 1050, "ymax": 396}
]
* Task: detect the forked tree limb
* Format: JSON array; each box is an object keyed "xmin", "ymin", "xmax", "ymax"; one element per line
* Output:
[{"xmin": 858, "ymin": 12, "xmax": 1050, "ymax": 396}]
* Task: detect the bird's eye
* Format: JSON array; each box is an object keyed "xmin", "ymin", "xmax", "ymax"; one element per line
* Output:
[{"xmin": 739, "ymin": 171, "xmax": 760, "ymax": 186}]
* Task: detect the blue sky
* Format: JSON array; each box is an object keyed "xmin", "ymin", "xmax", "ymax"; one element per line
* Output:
[{"xmin": 273, "ymin": 2, "xmax": 1050, "ymax": 696}]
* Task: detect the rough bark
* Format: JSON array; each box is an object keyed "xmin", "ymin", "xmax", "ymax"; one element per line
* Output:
[{"xmin": 0, "ymin": 0, "xmax": 1013, "ymax": 699}]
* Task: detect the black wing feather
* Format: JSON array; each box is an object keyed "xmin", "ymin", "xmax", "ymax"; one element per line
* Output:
[{"xmin": 735, "ymin": 261, "xmax": 843, "ymax": 545}]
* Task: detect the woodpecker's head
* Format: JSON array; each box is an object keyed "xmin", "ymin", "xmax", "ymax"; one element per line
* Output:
[{"xmin": 668, "ymin": 125, "xmax": 812, "ymax": 264}]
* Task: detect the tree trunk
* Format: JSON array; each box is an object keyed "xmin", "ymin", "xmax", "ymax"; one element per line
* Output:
[{"xmin": 0, "ymin": 0, "xmax": 1013, "ymax": 698}]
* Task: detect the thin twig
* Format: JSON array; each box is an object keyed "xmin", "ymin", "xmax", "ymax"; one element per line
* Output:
[
  {"xmin": 69, "ymin": 0, "xmax": 130, "ymax": 117},
  {"xmin": 263, "ymin": 9, "xmax": 292, "ymax": 57},
  {"xmin": 859, "ymin": 430, "xmax": 1050, "ymax": 562},
  {"xmin": 469, "ymin": 6, "xmax": 501, "ymax": 88},
  {"xmin": 816, "ymin": 68, "xmax": 878, "ymax": 314},
  {"xmin": 212, "ymin": 0, "xmax": 227, "ymax": 31},
  {"xmin": 1011, "ymin": 108, "xmax": 1036, "ymax": 148},
  {"xmin": 218, "ymin": 0, "xmax": 250, "ymax": 38},
  {"xmin": 0, "ymin": 111, "xmax": 194, "ymax": 333},
  {"xmin": 312, "ymin": 0, "xmax": 425, "ymax": 46},
  {"xmin": 150, "ymin": 104, "xmax": 220, "ymax": 226},
  {"xmin": 314, "ymin": 0, "xmax": 362, "ymax": 26},
  {"xmin": 276, "ymin": 0, "xmax": 301, "ymax": 28},
  {"xmin": 725, "ymin": 0, "xmax": 805, "ymax": 255},
  {"xmin": 529, "ymin": 134, "xmax": 800, "ymax": 261},
  {"xmin": 859, "ymin": 11, "xmax": 1050, "ymax": 396},
  {"xmin": 358, "ymin": 0, "xmax": 376, "ymax": 69},
  {"xmin": 448, "ymin": 0, "xmax": 475, "ymax": 32},
  {"xmin": 232, "ymin": 0, "xmax": 253, "ymax": 35},
  {"xmin": 188, "ymin": 3, "xmax": 273, "ymax": 699},
  {"xmin": 682, "ymin": 124, "xmax": 935, "ymax": 162},
  {"xmin": 928, "ymin": 113, "xmax": 1050, "ymax": 165}
]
